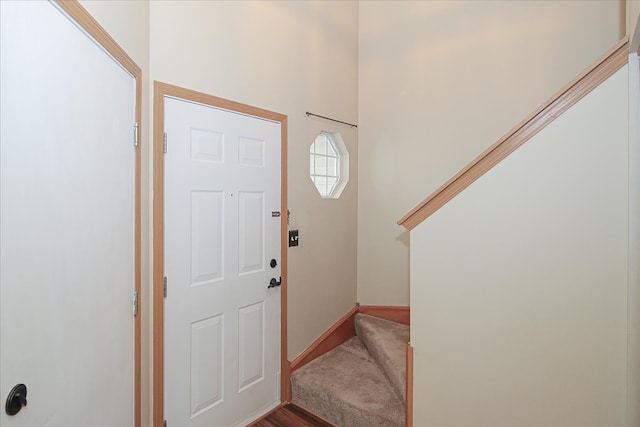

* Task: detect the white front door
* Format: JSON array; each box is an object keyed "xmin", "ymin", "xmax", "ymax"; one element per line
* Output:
[
  {"xmin": 164, "ymin": 97, "xmax": 281, "ymax": 426},
  {"xmin": 0, "ymin": 1, "xmax": 136, "ymax": 426}
]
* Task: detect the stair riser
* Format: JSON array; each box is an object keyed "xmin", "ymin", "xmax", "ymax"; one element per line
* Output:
[{"xmin": 355, "ymin": 313, "xmax": 409, "ymax": 404}]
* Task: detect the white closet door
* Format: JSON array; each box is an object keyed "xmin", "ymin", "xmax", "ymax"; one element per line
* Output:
[{"xmin": 0, "ymin": 1, "xmax": 136, "ymax": 425}]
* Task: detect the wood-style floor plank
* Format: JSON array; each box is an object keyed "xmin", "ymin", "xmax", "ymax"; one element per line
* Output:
[{"xmin": 250, "ymin": 403, "xmax": 336, "ymax": 427}]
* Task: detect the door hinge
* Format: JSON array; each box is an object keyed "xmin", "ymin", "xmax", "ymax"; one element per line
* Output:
[
  {"xmin": 163, "ymin": 276, "xmax": 167, "ymax": 298},
  {"xmin": 133, "ymin": 290, "xmax": 139, "ymax": 316},
  {"xmin": 163, "ymin": 132, "xmax": 167, "ymax": 153},
  {"xmin": 133, "ymin": 123, "xmax": 139, "ymax": 147},
  {"xmin": 163, "ymin": 421, "xmax": 167, "ymax": 427}
]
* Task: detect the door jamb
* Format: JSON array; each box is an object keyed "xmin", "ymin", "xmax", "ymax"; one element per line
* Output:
[
  {"xmin": 152, "ymin": 81, "xmax": 289, "ymax": 426},
  {"xmin": 53, "ymin": 2, "xmax": 142, "ymax": 426}
]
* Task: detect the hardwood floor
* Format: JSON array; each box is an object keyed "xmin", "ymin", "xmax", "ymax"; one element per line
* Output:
[{"xmin": 250, "ymin": 403, "xmax": 336, "ymax": 427}]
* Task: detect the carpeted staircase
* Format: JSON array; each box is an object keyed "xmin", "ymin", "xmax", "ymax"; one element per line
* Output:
[{"xmin": 291, "ymin": 313, "xmax": 409, "ymax": 427}]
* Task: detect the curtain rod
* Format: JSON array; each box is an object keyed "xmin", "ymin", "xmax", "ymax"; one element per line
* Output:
[{"xmin": 305, "ymin": 112, "xmax": 357, "ymax": 128}]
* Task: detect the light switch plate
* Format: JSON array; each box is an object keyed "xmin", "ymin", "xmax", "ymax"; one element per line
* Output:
[{"xmin": 289, "ymin": 230, "xmax": 299, "ymax": 247}]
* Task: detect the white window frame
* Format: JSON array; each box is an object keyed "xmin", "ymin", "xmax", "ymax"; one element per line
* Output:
[{"xmin": 309, "ymin": 131, "xmax": 349, "ymax": 199}]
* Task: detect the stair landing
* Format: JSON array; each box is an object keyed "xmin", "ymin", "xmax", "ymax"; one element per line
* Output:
[{"xmin": 291, "ymin": 314, "xmax": 409, "ymax": 427}]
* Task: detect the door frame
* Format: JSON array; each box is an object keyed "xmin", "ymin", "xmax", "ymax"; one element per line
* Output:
[
  {"xmin": 152, "ymin": 81, "xmax": 289, "ymax": 426},
  {"xmin": 40, "ymin": 2, "xmax": 143, "ymax": 426}
]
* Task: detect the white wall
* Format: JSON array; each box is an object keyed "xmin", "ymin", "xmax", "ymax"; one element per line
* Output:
[
  {"xmin": 410, "ymin": 66, "xmax": 629, "ymax": 426},
  {"xmin": 628, "ymin": 54, "xmax": 640, "ymax": 427},
  {"xmin": 358, "ymin": 0, "xmax": 623, "ymax": 306}
]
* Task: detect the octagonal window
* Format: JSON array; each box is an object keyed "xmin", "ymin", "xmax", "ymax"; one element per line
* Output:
[{"xmin": 309, "ymin": 131, "xmax": 349, "ymax": 198}]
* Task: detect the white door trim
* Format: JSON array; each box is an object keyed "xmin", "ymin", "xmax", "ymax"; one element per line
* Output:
[{"xmin": 152, "ymin": 81, "xmax": 289, "ymax": 427}]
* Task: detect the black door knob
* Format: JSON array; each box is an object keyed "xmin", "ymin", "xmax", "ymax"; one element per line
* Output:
[
  {"xmin": 5, "ymin": 383, "xmax": 27, "ymax": 416},
  {"xmin": 268, "ymin": 277, "xmax": 281, "ymax": 288}
]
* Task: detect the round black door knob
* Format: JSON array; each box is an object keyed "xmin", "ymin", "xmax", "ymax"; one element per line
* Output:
[{"xmin": 5, "ymin": 383, "xmax": 27, "ymax": 416}]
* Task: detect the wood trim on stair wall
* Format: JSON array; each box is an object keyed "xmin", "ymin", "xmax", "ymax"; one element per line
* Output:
[
  {"xmin": 398, "ymin": 37, "xmax": 629, "ymax": 231},
  {"xmin": 406, "ymin": 343, "xmax": 414, "ymax": 427},
  {"xmin": 290, "ymin": 306, "xmax": 359, "ymax": 372},
  {"xmin": 359, "ymin": 305, "xmax": 410, "ymax": 325}
]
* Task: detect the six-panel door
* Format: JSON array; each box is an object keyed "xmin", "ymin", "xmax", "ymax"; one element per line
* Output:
[{"xmin": 164, "ymin": 97, "xmax": 281, "ymax": 426}]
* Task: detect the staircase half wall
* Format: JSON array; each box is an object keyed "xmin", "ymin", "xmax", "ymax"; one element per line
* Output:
[{"xmin": 407, "ymin": 58, "xmax": 630, "ymax": 425}]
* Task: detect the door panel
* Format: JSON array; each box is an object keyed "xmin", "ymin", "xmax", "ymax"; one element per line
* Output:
[
  {"xmin": 238, "ymin": 301, "xmax": 265, "ymax": 391},
  {"xmin": 164, "ymin": 97, "xmax": 281, "ymax": 426},
  {"xmin": 191, "ymin": 191, "xmax": 224, "ymax": 285},
  {"xmin": 238, "ymin": 192, "xmax": 265, "ymax": 274},
  {"xmin": 0, "ymin": 1, "xmax": 136, "ymax": 425},
  {"xmin": 190, "ymin": 314, "xmax": 224, "ymax": 416}
]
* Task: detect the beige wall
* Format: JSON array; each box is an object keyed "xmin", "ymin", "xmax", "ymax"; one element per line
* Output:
[
  {"xmin": 79, "ymin": 1, "xmax": 358, "ymax": 424},
  {"xmin": 411, "ymin": 66, "xmax": 629, "ymax": 425},
  {"xmin": 148, "ymin": 0, "xmax": 359, "ymax": 362},
  {"xmin": 62, "ymin": 1, "xmax": 635, "ymax": 425},
  {"xmin": 358, "ymin": 0, "xmax": 623, "ymax": 306},
  {"xmin": 628, "ymin": 0, "xmax": 640, "ymax": 34},
  {"xmin": 628, "ymin": 0, "xmax": 640, "ymax": 51}
]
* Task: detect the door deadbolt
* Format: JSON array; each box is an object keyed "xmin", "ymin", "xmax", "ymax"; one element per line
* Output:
[{"xmin": 270, "ymin": 259, "xmax": 277, "ymax": 268}]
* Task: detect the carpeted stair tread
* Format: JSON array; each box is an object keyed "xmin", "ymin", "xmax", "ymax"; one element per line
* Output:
[
  {"xmin": 291, "ymin": 336, "xmax": 404, "ymax": 427},
  {"xmin": 354, "ymin": 313, "xmax": 409, "ymax": 404}
]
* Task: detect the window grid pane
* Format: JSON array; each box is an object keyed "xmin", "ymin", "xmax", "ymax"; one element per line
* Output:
[{"xmin": 310, "ymin": 134, "xmax": 342, "ymax": 198}]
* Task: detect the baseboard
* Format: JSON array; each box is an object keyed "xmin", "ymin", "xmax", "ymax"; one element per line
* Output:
[
  {"xmin": 358, "ymin": 305, "xmax": 410, "ymax": 325},
  {"xmin": 290, "ymin": 306, "xmax": 359, "ymax": 371}
]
